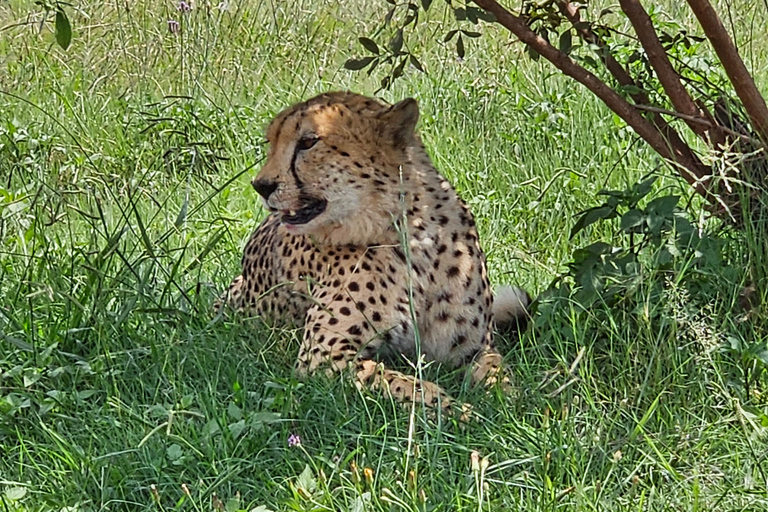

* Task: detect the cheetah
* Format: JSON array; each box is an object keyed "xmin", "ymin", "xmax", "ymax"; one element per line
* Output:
[{"xmin": 218, "ymin": 92, "xmax": 529, "ymax": 416}]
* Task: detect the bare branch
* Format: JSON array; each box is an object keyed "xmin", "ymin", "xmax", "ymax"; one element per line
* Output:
[
  {"xmin": 686, "ymin": 0, "xmax": 768, "ymax": 143},
  {"xmin": 472, "ymin": 0, "xmax": 715, "ymax": 201}
]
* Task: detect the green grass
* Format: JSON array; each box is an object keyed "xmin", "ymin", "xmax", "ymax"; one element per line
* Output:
[{"xmin": 1, "ymin": 0, "xmax": 768, "ymax": 510}]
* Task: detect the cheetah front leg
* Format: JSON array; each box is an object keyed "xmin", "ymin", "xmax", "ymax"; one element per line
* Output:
[
  {"xmin": 214, "ymin": 274, "xmax": 244, "ymax": 314},
  {"xmin": 296, "ymin": 303, "xmax": 464, "ymax": 417},
  {"xmin": 468, "ymin": 332, "xmax": 511, "ymax": 391}
]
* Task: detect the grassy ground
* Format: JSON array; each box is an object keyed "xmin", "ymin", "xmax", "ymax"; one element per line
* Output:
[{"xmin": 1, "ymin": 0, "xmax": 768, "ymax": 510}]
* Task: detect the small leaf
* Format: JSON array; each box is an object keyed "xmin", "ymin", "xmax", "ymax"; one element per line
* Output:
[
  {"xmin": 55, "ymin": 10, "xmax": 72, "ymax": 51},
  {"xmin": 389, "ymin": 28, "xmax": 404, "ymax": 54},
  {"xmin": 461, "ymin": 30, "xmax": 482, "ymax": 38},
  {"xmin": 410, "ymin": 54, "xmax": 424, "ymax": 72},
  {"xmin": 228, "ymin": 419, "xmax": 247, "ymax": 439},
  {"xmin": 5, "ymin": 487, "xmax": 27, "ymax": 501},
  {"xmin": 421, "ymin": 0, "xmax": 433, "ymax": 10},
  {"xmin": 202, "ymin": 419, "xmax": 221, "ymax": 438},
  {"xmin": 559, "ymin": 30, "xmax": 572, "ymax": 54},
  {"xmin": 476, "ymin": 9, "xmax": 497, "ymax": 22},
  {"xmin": 526, "ymin": 45, "xmax": 540, "ymax": 61},
  {"xmin": 76, "ymin": 389, "xmax": 96, "ymax": 400},
  {"xmin": 344, "ymin": 56, "xmax": 376, "ymax": 70},
  {"xmin": 166, "ymin": 444, "xmax": 183, "ymax": 461},
  {"xmin": 249, "ymin": 411, "xmax": 281, "ymax": 425},
  {"xmin": 384, "ymin": 7, "xmax": 395, "ymax": 25},
  {"xmin": 570, "ymin": 206, "xmax": 616, "ymax": 238},
  {"xmin": 366, "ymin": 57, "xmax": 380, "ymax": 76},
  {"xmin": 296, "ymin": 465, "xmax": 317, "ymax": 494},
  {"xmin": 359, "ymin": 37, "xmax": 379, "ymax": 55},
  {"xmin": 627, "ymin": 50, "xmax": 642, "ymax": 63},
  {"xmin": 453, "ymin": 7, "xmax": 466, "ymax": 21},
  {"xmin": 456, "ymin": 34, "xmax": 465, "ymax": 59},
  {"xmin": 225, "ymin": 498, "xmax": 241, "ymax": 512},
  {"xmin": 646, "ymin": 195, "xmax": 679, "ymax": 216},
  {"xmin": 632, "ymin": 176, "xmax": 658, "ymax": 201},
  {"xmin": 227, "ymin": 401, "xmax": 243, "ymax": 420},
  {"xmin": 620, "ymin": 208, "xmax": 645, "ymax": 231},
  {"xmin": 393, "ymin": 57, "xmax": 407, "ymax": 78},
  {"xmin": 443, "ymin": 29, "xmax": 458, "ymax": 42},
  {"xmin": 466, "ymin": 7, "xmax": 479, "ymax": 23}
]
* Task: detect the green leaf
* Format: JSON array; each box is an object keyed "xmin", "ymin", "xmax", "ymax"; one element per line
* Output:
[
  {"xmin": 621, "ymin": 84, "xmax": 643, "ymax": 95},
  {"xmin": 421, "ymin": 0, "xmax": 433, "ymax": 10},
  {"xmin": 453, "ymin": 8, "xmax": 466, "ymax": 21},
  {"xmin": 466, "ymin": 7, "xmax": 479, "ymax": 23},
  {"xmin": 358, "ymin": 37, "xmax": 379, "ymax": 55},
  {"xmin": 5, "ymin": 487, "xmax": 27, "ymax": 501},
  {"xmin": 409, "ymin": 54, "xmax": 424, "ymax": 72},
  {"xmin": 631, "ymin": 176, "xmax": 658, "ymax": 202},
  {"xmin": 461, "ymin": 30, "xmax": 482, "ymax": 38},
  {"xmin": 393, "ymin": 57, "xmax": 407, "ymax": 78},
  {"xmin": 570, "ymin": 206, "xmax": 617, "ymax": 238},
  {"xmin": 444, "ymin": 29, "xmax": 458, "ymax": 42},
  {"xmin": 559, "ymin": 30, "xmax": 573, "ymax": 54},
  {"xmin": 249, "ymin": 411, "xmax": 281, "ymax": 425},
  {"xmin": 55, "ymin": 10, "xmax": 72, "ymax": 51},
  {"xmin": 620, "ymin": 208, "xmax": 645, "ymax": 231},
  {"xmin": 389, "ymin": 28, "xmax": 404, "ymax": 54},
  {"xmin": 296, "ymin": 465, "xmax": 317, "ymax": 495},
  {"xmin": 456, "ymin": 35, "xmax": 465, "ymax": 59},
  {"xmin": 228, "ymin": 419, "xmax": 247, "ymax": 439},
  {"xmin": 227, "ymin": 401, "xmax": 242, "ymax": 420},
  {"xmin": 166, "ymin": 444, "xmax": 183, "ymax": 461},
  {"xmin": 384, "ymin": 7, "xmax": 395, "ymax": 25},
  {"xmin": 226, "ymin": 498, "xmax": 241, "ymax": 512},
  {"xmin": 526, "ymin": 44, "xmax": 540, "ymax": 61},
  {"xmin": 476, "ymin": 9, "xmax": 497, "ymax": 22},
  {"xmin": 344, "ymin": 56, "xmax": 376, "ymax": 70},
  {"xmin": 646, "ymin": 195, "xmax": 679, "ymax": 216}
]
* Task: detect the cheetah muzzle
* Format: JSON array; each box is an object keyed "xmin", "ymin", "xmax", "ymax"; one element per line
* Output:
[{"xmin": 217, "ymin": 91, "xmax": 530, "ymax": 419}]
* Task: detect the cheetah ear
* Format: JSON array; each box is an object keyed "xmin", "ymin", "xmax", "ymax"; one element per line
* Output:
[{"xmin": 378, "ymin": 98, "xmax": 419, "ymax": 148}]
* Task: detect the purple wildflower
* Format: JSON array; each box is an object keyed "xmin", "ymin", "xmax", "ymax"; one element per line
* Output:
[
  {"xmin": 287, "ymin": 434, "xmax": 301, "ymax": 447},
  {"xmin": 167, "ymin": 19, "xmax": 180, "ymax": 34},
  {"xmin": 178, "ymin": 1, "xmax": 192, "ymax": 12}
]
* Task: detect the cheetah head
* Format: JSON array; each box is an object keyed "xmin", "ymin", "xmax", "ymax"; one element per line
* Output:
[{"xmin": 252, "ymin": 92, "xmax": 420, "ymax": 246}]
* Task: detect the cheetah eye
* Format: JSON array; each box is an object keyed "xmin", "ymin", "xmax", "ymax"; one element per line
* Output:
[{"xmin": 296, "ymin": 135, "xmax": 319, "ymax": 151}]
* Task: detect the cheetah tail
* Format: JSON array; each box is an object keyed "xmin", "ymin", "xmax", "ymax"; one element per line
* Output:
[{"xmin": 492, "ymin": 285, "xmax": 531, "ymax": 333}]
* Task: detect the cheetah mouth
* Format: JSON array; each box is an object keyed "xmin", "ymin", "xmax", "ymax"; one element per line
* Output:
[{"xmin": 281, "ymin": 197, "xmax": 327, "ymax": 225}]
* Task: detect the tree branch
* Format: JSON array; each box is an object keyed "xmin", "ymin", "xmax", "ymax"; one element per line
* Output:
[
  {"xmin": 686, "ymin": 0, "xmax": 768, "ymax": 143},
  {"xmin": 617, "ymin": 0, "xmax": 726, "ymax": 147},
  {"xmin": 472, "ymin": 0, "xmax": 715, "ymax": 201},
  {"xmin": 634, "ymin": 104, "xmax": 763, "ymax": 147}
]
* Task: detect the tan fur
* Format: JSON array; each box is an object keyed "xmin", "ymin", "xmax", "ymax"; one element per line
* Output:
[{"xmin": 217, "ymin": 92, "xmax": 529, "ymax": 416}]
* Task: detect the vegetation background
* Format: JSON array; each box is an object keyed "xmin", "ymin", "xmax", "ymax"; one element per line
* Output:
[{"xmin": 1, "ymin": 0, "xmax": 767, "ymax": 510}]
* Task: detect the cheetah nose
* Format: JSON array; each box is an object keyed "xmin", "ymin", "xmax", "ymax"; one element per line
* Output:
[{"xmin": 252, "ymin": 179, "xmax": 278, "ymax": 199}]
